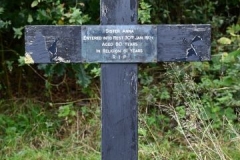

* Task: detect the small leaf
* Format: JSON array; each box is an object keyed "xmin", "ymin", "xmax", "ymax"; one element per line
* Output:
[
  {"xmin": 13, "ymin": 27, "xmax": 24, "ymax": 39},
  {"xmin": 90, "ymin": 67, "xmax": 101, "ymax": 78},
  {"xmin": 45, "ymin": 80, "xmax": 51, "ymax": 90},
  {"xmin": 27, "ymin": 14, "xmax": 33, "ymax": 23},
  {"xmin": 72, "ymin": 64, "xmax": 91, "ymax": 88},
  {"xmin": 31, "ymin": 0, "xmax": 39, "ymax": 8},
  {"xmin": 217, "ymin": 37, "xmax": 231, "ymax": 45},
  {"xmin": 58, "ymin": 19, "xmax": 64, "ymax": 25},
  {"xmin": 138, "ymin": 128, "xmax": 147, "ymax": 137},
  {"xmin": 53, "ymin": 64, "xmax": 66, "ymax": 76},
  {"xmin": 0, "ymin": 7, "xmax": 4, "ymax": 14},
  {"xmin": 221, "ymin": 76, "xmax": 234, "ymax": 86},
  {"xmin": 6, "ymin": 61, "xmax": 14, "ymax": 72},
  {"xmin": 18, "ymin": 56, "xmax": 26, "ymax": 66}
]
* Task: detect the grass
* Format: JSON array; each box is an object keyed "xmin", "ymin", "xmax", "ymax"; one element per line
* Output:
[
  {"xmin": 138, "ymin": 108, "xmax": 240, "ymax": 160},
  {"xmin": 0, "ymin": 99, "xmax": 101, "ymax": 160},
  {"xmin": 0, "ymin": 98, "xmax": 239, "ymax": 160}
]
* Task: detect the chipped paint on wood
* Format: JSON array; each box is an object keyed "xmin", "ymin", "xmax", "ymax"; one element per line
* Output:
[
  {"xmin": 25, "ymin": 25, "xmax": 82, "ymax": 63},
  {"xmin": 25, "ymin": 24, "xmax": 211, "ymax": 63},
  {"xmin": 157, "ymin": 24, "xmax": 211, "ymax": 62},
  {"xmin": 25, "ymin": 52, "xmax": 34, "ymax": 63},
  {"xmin": 100, "ymin": 0, "xmax": 138, "ymax": 160}
]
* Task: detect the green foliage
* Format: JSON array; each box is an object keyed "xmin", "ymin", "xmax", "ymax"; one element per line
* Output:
[
  {"xmin": 139, "ymin": 24, "xmax": 240, "ymax": 141},
  {"xmin": 0, "ymin": 0, "xmax": 93, "ymax": 98},
  {"xmin": 145, "ymin": 0, "xmax": 239, "ymax": 26},
  {"xmin": 0, "ymin": 100, "xmax": 101, "ymax": 159},
  {"xmin": 138, "ymin": 0, "xmax": 152, "ymax": 24},
  {"xmin": 29, "ymin": 0, "xmax": 92, "ymax": 97},
  {"xmin": 29, "ymin": 0, "xmax": 90, "ymax": 25},
  {"xmin": 58, "ymin": 103, "xmax": 76, "ymax": 124},
  {"xmin": 137, "ymin": 1, "xmax": 240, "ymax": 134},
  {"xmin": 0, "ymin": 7, "xmax": 11, "ymax": 29},
  {"xmin": 58, "ymin": 103, "xmax": 76, "ymax": 118},
  {"xmin": 72, "ymin": 64, "xmax": 91, "ymax": 88},
  {"xmin": 200, "ymin": 24, "xmax": 240, "ymax": 127},
  {"xmin": 0, "ymin": 101, "xmax": 56, "ymax": 142}
]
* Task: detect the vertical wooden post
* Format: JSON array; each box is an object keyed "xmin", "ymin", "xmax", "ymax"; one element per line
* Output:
[{"xmin": 100, "ymin": 0, "xmax": 138, "ymax": 160}]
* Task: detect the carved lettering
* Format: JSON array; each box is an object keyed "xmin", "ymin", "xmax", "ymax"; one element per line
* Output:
[
  {"xmin": 113, "ymin": 36, "xmax": 124, "ymax": 40},
  {"xmin": 102, "ymin": 42, "xmax": 114, "ymax": 46},
  {"xmin": 125, "ymin": 42, "xmax": 138, "ymax": 47},
  {"xmin": 135, "ymin": 36, "xmax": 143, "ymax": 40},
  {"xmin": 103, "ymin": 49, "xmax": 121, "ymax": 54},
  {"xmin": 83, "ymin": 36, "xmax": 102, "ymax": 40},
  {"xmin": 82, "ymin": 25, "xmax": 157, "ymax": 61},
  {"xmin": 122, "ymin": 29, "xmax": 134, "ymax": 33},
  {"xmin": 125, "ymin": 36, "xmax": 134, "ymax": 40},
  {"xmin": 106, "ymin": 29, "xmax": 120, "ymax": 34},
  {"xmin": 130, "ymin": 49, "xmax": 143, "ymax": 53}
]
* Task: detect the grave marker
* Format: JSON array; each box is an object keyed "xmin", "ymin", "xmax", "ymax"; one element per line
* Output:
[{"xmin": 25, "ymin": 0, "xmax": 211, "ymax": 159}]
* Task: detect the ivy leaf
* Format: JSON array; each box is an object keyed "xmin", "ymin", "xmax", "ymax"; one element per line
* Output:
[
  {"xmin": 18, "ymin": 56, "xmax": 26, "ymax": 66},
  {"xmin": 37, "ymin": 9, "xmax": 51, "ymax": 21},
  {"xmin": 90, "ymin": 67, "xmax": 101, "ymax": 78},
  {"xmin": 53, "ymin": 64, "xmax": 66, "ymax": 77},
  {"xmin": 13, "ymin": 27, "xmax": 24, "ymax": 39},
  {"xmin": 72, "ymin": 64, "xmax": 91, "ymax": 88},
  {"xmin": 38, "ymin": 64, "xmax": 55, "ymax": 77}
]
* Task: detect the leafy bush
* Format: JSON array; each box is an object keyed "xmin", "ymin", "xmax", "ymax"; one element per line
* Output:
[{"xmin": 0, "ymin": 0, "xmax": 96, "ymax": 99}]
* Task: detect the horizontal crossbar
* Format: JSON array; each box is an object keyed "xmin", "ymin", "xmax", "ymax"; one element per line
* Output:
[{"xmin": 25, "ymin": 24, "xmax": 211, "ymax": 63}]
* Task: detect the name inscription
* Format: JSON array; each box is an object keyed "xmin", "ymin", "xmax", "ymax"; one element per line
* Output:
[{"xmin": 81, "ymin": 25, "xmax": 157, "ymax": 62}]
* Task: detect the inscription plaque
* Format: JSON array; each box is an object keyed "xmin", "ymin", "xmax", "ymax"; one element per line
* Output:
[{"xmin": 81, "ymin": 25, "xmax": 157, "ymax": 62}]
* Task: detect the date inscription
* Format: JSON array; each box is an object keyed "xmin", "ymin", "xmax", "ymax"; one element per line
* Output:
[{"xmin": 81, "ymin": 25, "xmax": 157, "ymax": 62}]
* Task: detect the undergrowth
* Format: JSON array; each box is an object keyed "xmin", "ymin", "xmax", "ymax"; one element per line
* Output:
[
  {"xmin": 0, "ymin": 99, "xmax": 101, "ymax": 160},
  {"xmin": 0, "ymin": 93, "xmax": 239, "ymax": 160}
]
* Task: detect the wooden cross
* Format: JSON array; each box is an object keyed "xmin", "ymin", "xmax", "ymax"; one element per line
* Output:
[{"xmin": 25, "ymin": 0, "xmax": 211, "ymax": 159}]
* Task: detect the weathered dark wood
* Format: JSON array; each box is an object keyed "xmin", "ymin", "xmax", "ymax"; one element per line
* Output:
[
  {"xmin": 157, "ymin": 24, "xmax": 211, "ymax": 61},
  {"xmin": 100, "ymin": 0, "xmax": 137, "ymax": 25},
  {"xmin": 101, "ymin": 0, "xmax": 138, "ymax": 160},
  {"xmin": 24, "ymin": 24, "xmax": 211, "ymax": 63},
  {"xmin": 25, "ymin": 26, "xmax": 82, "ymax": 63},
  {"xmin": 101, "ymin": 64, "xmax": 138, "ymax": 160}
]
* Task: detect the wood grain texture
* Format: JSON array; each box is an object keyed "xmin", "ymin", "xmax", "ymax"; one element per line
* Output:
[
  {"xmin": 100, "ymin": 0, "xmax": 137, "ymax": 25},
  {"xmin": 100, "ymin": 0, "xmax": 138, "ymax": 160},
  {"xmin": 157, "ymin": 24, "xmax": 211, "ymax": 62},
  {"xmin": 25, "ymin": 24, "xmax": 211, "ymax": 63},
  {"xmin": 101, "ymin": 64, "xmax": 138, "ymax": 160},
  {"xmin": 25, "ymin": 25, "xmax": 82, "ymax": 63}
]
